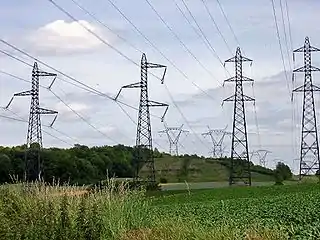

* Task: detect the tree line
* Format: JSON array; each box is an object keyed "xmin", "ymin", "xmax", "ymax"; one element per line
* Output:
[
  {"xmin": 0, "ymin": 144, "xmax": 136, "ymax": 185},
  {"xmin": 0, "ymin": 144, "xmax": 295, "ymax": 185}
]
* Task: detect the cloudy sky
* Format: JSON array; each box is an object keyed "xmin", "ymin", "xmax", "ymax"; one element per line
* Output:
[{"xmin": 0, "ymin": 0, "xmax": 320, "ymax": 172}]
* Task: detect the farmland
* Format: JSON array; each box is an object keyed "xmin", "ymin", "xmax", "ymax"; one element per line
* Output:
[
  {"xmin": 1, "ymin": 182, "xmax": 319, "ymax": 239},
  {"xmin": 150, "ymin": 183, "xmax": 320, "ymax": 239}
]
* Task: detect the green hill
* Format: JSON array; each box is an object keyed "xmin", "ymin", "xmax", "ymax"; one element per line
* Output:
[{"xmin": 141, "ymin": 155, "xmax": 275, "ymax": 183}]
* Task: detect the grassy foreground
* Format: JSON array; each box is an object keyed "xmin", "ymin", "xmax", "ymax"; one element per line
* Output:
[{"xmin": 0, "ymin": 182, "xmax": 319, "ymax": 239}]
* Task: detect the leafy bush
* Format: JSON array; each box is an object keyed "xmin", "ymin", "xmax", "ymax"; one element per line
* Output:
[{"xmin": 274, "ymin": 162, "xmax": 292, "ymax": 184}]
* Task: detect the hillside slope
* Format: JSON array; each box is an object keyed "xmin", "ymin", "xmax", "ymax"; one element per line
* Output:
[{"xmin": 141, "ymin": 155, "xmax": 275, "ymax": 183}]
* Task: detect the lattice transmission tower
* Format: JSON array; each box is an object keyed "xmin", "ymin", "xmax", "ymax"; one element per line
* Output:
[
  {"xmin": 202, "ymin": 126, "xmax": 230, "ymax": 158},
  {"xmin": 292, "ymin": 37, "xmax": 320, "ymax": 180},
  {"xmin": 6, "ymin": 62, "xmax": 58, "ymax": 181},
  {"xmin": 223, "ymin": 47, "xmax": 255, "ymax": 186},
  {"xmin": 251, "ymin": 149, "xmax": 271, "ymax": 168},
  {"xmin": 159, "ymin": 123, "xmax": 188, "ymax": 156},
  {"xmin": 115, "ymin": 53, "xmax": 168, "ymax": 183}
]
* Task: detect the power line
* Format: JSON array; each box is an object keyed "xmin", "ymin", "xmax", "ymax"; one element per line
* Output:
[
  {"xmin": 56, "ymin": 0, "xmax": 221, "ymax": 105},
  {"xmin": 0, "ymin": 68, "xmax": 124, "ymax": 145},
  {"xmin": 105, "ymin": 0, "xmax": 219, "ymax": 103},
  {"xmin": 279, "ymin": 0, "xmax": 292, "ymax": 71},
  {"xmin": 49, "ymin": 90, "xmax": 119, "ymax": 144},
  {"xmin": 199, "ymin": 0, "xmax": 233, "ymax": 55},
  {"xmin": 47, "ymin": 0, "xmax": 139, "ymax": 67},
  {"xmin": 0, "ymin": 48, "xmax": 167, "ymax": 151},
  {"xmin": 69, "ymin": 0, "xmax": 143, "ymax": 54},
  {"xmin": 215, "ymin": 0, "xmax": 241, "ymax": 49},
  {"xmin": 141, "ymin": 0, "xmax": 227, "ymax": 152},
  {"xmin": 17, "ymin": 0, "xmax": 210, "ymax": 154},
  {"xmin": 4, "ymin": 107, "xmax": 78, "ymax": 144},
  {"xmin": 0, "ymin": 42, "xmax": 162, "ymax": 121},
  {"xmin": 0, "ymin": 49, "xmax": 34, "ymax": 68},
  {"xmin": 249, "ymin": 66, "xmax": 261, "ymax": 150},
  {"xmin": 271, "ymin": 0, "xmax": 296, "ymax": 160},
  {"xmin": 284, "ymin": 0, "xmax": 294, "ymax": 52},
  {"xmin": 179, "ymin": 0, "xmax": 227, "ymax": 73},
  {"xmin": 144, "ymin": 0, "xmax": 219, "ymax": 83},
  {"xmin": 271, "ymin": 0, "xmax": 297, "ymax": 163},
  {"xmin": 53, "ymin": 0, "xmax": 217, "ymax": 101},
  {"xmin": 270, "ymin": 0, "xmax": 291, "ymax": 96},
  {"xmin": 283, "ymin": 0, "xmax": 297, "ymax": 158},
  {"xmin": 163, "ymin": 83, "xmax": 211, "ymax": 152},
  {"xmin": 47, "ymin": 0, "xmax": 212, "ymax": 152},
  {"xmin": 0, "ymin": 111, "xmax": 73, "ymax": 147}
]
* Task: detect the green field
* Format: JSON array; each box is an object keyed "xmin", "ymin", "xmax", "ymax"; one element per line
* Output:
[
  {"xmin": 149, "ymin": 183, "xmax": 320, "ymax": 239},
  {"xmin": 1, "ymin": 182, "xmax": 319, "ymax": 239}
]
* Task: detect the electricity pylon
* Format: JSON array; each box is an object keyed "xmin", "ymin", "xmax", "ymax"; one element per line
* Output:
[
  {"xmin": 115, "ymin": 53, "xmax": 169, "ymax": 183},
  {"xmin": 202, "ymin": 126, "xmax": 230, "ymax": 158},
  {"xmin": 292, "ymin": 36, "xmax": 320, "ymax": 180},
  {"xmin": 6, "ymin": 62, "xmax": 58, "ymax": 181},
  {"xmin": 159, "ymin": 123, "xmax": 188, "ymax": 155},
  {"xmin": 251, "ymin": 149, "xmax": 271, "ymax": 168},
  {"xmin": 223, "ymin": 47, "xmax": 255, "ymax": 186}
]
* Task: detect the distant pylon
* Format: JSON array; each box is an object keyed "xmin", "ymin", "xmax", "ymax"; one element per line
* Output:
[
  {"xmin": 6, "ymin": 62, "xmax": 58, "ymax": 181},
  {"xmin": 292, "ymin": 37, "xmax": 320, "ymax": 180},
  {"xmin": 223, "ymin": 47, "xmax": 255, "ymax": 186},
  {"xmin": 202, "ymin": 126, "xmax": 230, "ymax": 158},
  {"xmin": 159, "ymin": 123, "xmax": 188, "ymax": 155},
  {"xmin": 115, "ymin": 53, "xmax": 169, "ymax": 183},
  {"xmin": 251, "ymin": 150, "xmax": 271, "ymax": 168}
]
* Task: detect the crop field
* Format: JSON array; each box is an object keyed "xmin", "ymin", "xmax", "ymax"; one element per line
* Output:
[
  {"xmin": 0, "ymin": 182, "xmax": 319, "ymax": 239},
  {"xmin": 150, "ymin": 183, "xmax": 320, "ymax": 239}
]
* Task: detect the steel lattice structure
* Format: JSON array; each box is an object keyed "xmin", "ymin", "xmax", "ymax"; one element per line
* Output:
[
  {"xmin": 223, "ymin": 47, "xmax": 255, "ymax": 186},
  {"xmin": 6, "ymin": 62, "xmax": 58, "ymax": 181},
  {"xmin": 115, "ymin": 53, "xmax": 168, "ymax": 183},
  {"xmin": 159, "ymin": 123, "xmax": 188, "ymax": 156},
  {"xmin": 292, "ymin": 37, "xmax": 320, "ymax": 180},
  {"xmin": 202, "ymin": 126, "xmax": 230, "ymax": 158},
  {"xmin": 251, "ymin": 149, "xmax": 271, "ymax": 168}
]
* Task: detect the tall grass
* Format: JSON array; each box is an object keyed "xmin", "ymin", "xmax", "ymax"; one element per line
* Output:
[
  {"xmin": 0, "ymin": 181, "xmax": 289, "ymax": 240},
  {"xmin": 0, "ymin": 180, "xmax": 151, "ymax": 240}
]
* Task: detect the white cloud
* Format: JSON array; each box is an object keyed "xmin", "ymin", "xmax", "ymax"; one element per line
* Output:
[
  {"xmin": 26, "ymin": 20, "xmax": 106, "ymax": 55},
  {"xmin": 54, "ymin": 102, "xmax": 90, "ymax": 120},
  {"xmin": 98, "ymin": 126, "xmax": 116, "ymax": 134}
]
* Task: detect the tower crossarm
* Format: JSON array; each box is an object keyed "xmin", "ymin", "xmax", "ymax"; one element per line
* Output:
[
  {"xmin": 5, "ymin": 90, "xmax": 32, "ymax": 109},
  {"xmin": 293, "ymin": 66, "xmax": 320, "ymax": 73},
  {"xmin": 224, "ymin": 55, "xmax": 252, "ymax": 64},
  {"xmin": 146, "ymin": 63, "xmax": 167, "ymax": 84},
  {"xmin": 223, "ymin": 94, "xmax": 255, "ymax": 102},
  {"xmin": 36, "ymin": 70, "xmax": 57, "ymax": 78},
  {"xmin": 114, "ymin": 82, "xmax": 141, "ymax": 100},
  {"xmin": 223, "ymin": 76, "xmax": 253, "ymax": 85},
  {"xmin": 37, "ymin": 107, "xmax": 58, "ymax": 127},
  {"xmin": 174, "ymin": 125, "xmax": 188, "ymax": 144},
  {"xmin": 148, "ymin": 100, "xmax": 169, "ymax": 122},
  {"xmin": 293, "ymin": 42, "xmax": 320, "ymax": 54},
  {"xmin": 293, "ymin": 84, "xmax": 320, "ymax": 93}
]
